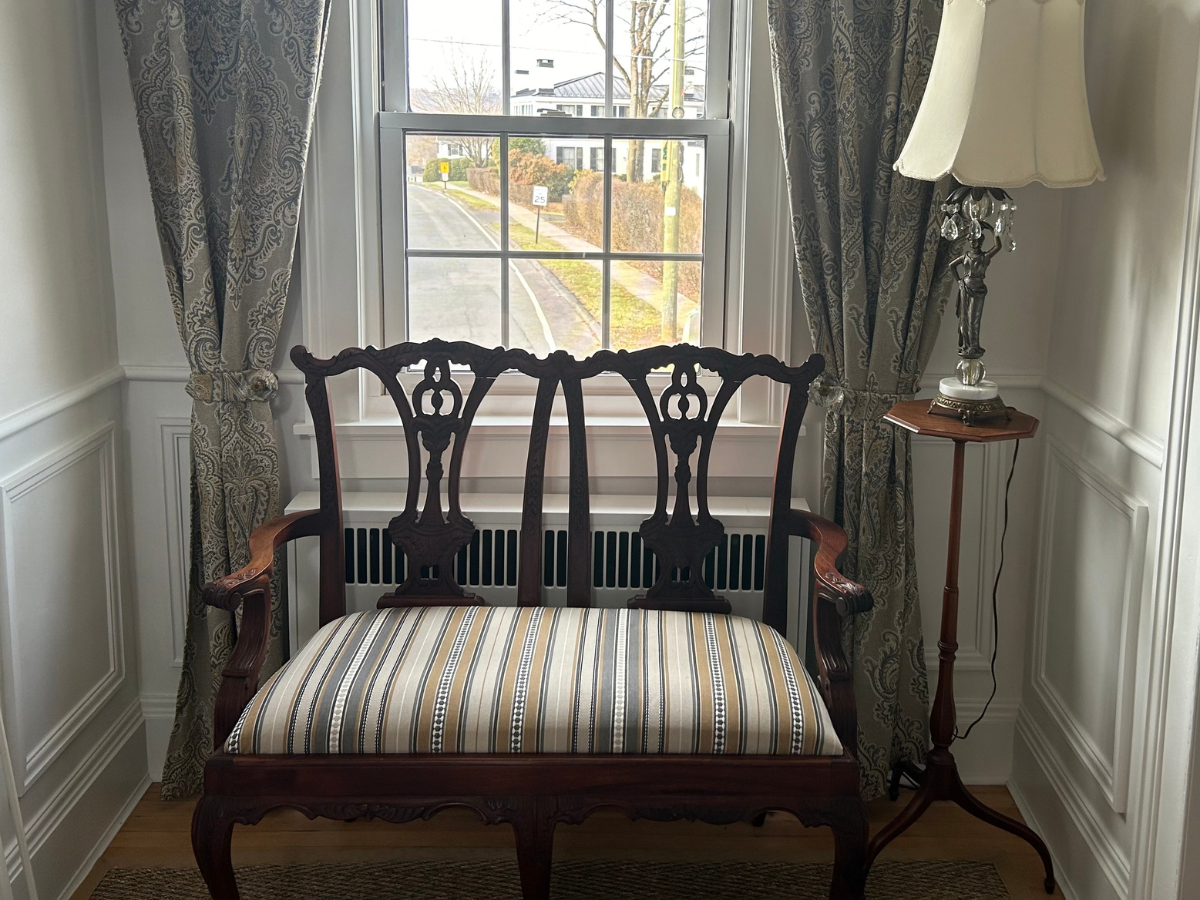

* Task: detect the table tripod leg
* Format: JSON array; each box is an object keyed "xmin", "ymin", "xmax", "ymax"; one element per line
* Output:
[
  {"xmin": 865, "ymin": 778, "xmax": 935, "ymax": 869},
  {"xmin": 950, "ymin": 774, "xmax": 1055, "ymax": 893},
  {"xmin": 888, "ymin": 759, "xmax": 927, "ymax": 801}
]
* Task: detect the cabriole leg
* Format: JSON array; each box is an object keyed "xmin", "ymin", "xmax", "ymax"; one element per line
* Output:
[{"xmin": 192, "ymin": 795, "xmax": 239, "ymax": 900}]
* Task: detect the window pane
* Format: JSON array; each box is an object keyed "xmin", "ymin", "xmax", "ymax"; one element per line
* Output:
[
  {"xmin": 407, "ymin": 257, "xmax": 502, "ymax": 345},
  {"xmin": 611, "ymin": 259, "xmax": 700, "ymax": 350},
  {"xmin": 509, "ymin": 259, "xmax": 602, "ymax": 357},
  {"xmin": 614, "ymin": 0, "xmax": 706, "ymax": 120},
  {"xmin": 407, "ymin": 0, "xmax": 502, "ymax": 114},
  {"xmin": 406, "ymin": 134, "xmax": 499, "ymax": 251},
  {"xmin": 506, "ymin": 136, "xmax": 604, "ymax": 253},
  {"xmin": 609, "ymin": 138, "xmax": 704, "ymax": 253},
  {"xmin": 510, "ymin": 1, "xmax": 608, "ymax": 117}
]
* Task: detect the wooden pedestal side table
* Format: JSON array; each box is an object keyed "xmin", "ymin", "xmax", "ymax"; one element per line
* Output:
[{"xmin": 867, "ymin": 400, "xmax": 1055, "ymax": 894}]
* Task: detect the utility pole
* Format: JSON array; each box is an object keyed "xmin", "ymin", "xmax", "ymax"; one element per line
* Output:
[{"xmin": 660, "ymin": 0, "xmax": 685, "ymax": 342}]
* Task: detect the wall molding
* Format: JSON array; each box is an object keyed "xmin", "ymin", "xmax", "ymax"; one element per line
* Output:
[
  {"xmin": 1015, "ymin": 709, "xmax": 1130, "ymax": 896},
  {"xmin": 123, "ymin": 365, "xmax": 305, "ymax": 384},
  {"xmin": 1042, "ymin": 377, "xmax": 1164, "ymax": 469},
  {"xmin": 158, "ymin": 419, "xmax": 191, "ymax": 666},
  {"xmin": 0, "ymin": 365, "xmax": 123, "ymax": 442},
  {"xmin": 4, "ymin": 696, "xmax": 144, "ymax": 891},
  {"xmin": 1007, "ymin": 774, "xmax": 1079, "ymax": 900},
  {"xmin": 1031, "ymin": 436, "xmax": 1148, "ymax": 814},
  {"xmin": 0, "ymin": 423, "xmax": 126, "ymax": 794}
]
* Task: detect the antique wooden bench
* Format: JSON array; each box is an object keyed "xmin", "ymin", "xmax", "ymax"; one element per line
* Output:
[{"xmin": 192, "ymin": 340, "xmax": 873, "ymax": 900}]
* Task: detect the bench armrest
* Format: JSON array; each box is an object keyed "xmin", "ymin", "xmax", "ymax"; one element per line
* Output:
[
  {"xmin": 782, "ymin": 509, "xmax": 872, "ymax": 757},
  {"xmin": 204, "ymin": 510, "xmax": 325, "ymax": 750}
]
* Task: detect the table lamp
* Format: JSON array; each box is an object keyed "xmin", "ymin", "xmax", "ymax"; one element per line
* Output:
[{"xmin": 896, "ymin": 0, "xmax": 1104, "ymax": 424}]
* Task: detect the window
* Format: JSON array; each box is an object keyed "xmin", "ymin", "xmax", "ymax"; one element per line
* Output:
[
  {"xmin": 556, "ymin": 146, "xmax": 584, "ymax": 170},
  {"xmin": 379, "ymin": 0, "xmax": 732, "ymax": 353}
]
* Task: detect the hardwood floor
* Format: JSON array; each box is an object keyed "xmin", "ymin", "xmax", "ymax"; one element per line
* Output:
[{"xmin": 75, "ymin": 784, "xmax": 1062, "ymax": 900}]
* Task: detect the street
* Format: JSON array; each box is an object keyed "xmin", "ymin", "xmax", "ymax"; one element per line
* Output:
[{"xmin": 405, "ymin": 183, "xmax": 602, "ymax": 355}]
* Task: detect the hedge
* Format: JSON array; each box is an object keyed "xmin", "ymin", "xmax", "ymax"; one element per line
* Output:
[
  {"xmin": 563, "ymin": 171, "xmax": 702, "ymax": 301},
  {"xmin": 423, "ymin": 157, "xmax": 470, "ymax": 182}
]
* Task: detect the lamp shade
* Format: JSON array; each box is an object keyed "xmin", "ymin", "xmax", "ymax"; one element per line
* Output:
[{"xmin": 895, "ymin": 0, "xmax": 1104, "ymax": 188}]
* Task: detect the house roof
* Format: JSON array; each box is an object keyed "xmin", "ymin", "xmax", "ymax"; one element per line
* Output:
[{"xmin": 512, "ymin": 72, "xmax": 704, "ymax": 105}]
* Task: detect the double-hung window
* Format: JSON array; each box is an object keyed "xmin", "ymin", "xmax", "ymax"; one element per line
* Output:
[{"xmin": 379, "ymin": 0, "xmax": 732, "ymax": 353}]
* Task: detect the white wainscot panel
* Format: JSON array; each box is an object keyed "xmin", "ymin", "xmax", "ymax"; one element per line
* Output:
[
  {"xmin": 1033, "ymin": 437, "xmax": 1148, "ymax": 813},
  {"xmin": 0, "ymin": 424, "xmax": 125, "ymax": 794}
]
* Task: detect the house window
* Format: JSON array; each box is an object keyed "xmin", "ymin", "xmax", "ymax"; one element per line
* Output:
[
  {"xmin": 556, "ymin": 146, "xmax": 584, "ymax": 170},
  {"xmin": 379, "ymin": 0, "xmax": 730, "ymax": 352}
]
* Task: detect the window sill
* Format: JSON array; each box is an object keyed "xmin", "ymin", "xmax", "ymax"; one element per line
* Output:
[
  {"xmin": 293, "ymin": 416, "xmax": 804, "ymax": 481},
  {"xmin": 292, "ymin": 416, "xmax": 803, "ymax": 439}
]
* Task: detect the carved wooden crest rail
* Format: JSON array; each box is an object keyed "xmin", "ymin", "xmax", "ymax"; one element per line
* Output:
[{"xmin": 290, "ymin": 341, "xmax": 824, "ymax": 623}]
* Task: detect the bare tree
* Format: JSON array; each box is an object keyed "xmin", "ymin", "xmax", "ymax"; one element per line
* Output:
[
  {"xmin": 412, "ymin": 51, "xmax": 501, "ymax": 167},
  {"xmin": 544, "ymin": 0, "xmax": 703, "ymax": 181}
]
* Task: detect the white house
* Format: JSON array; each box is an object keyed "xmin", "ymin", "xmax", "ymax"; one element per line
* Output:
[{"xmin": 512, "ymin": 72, "xmax": 707, "ymax": 196}]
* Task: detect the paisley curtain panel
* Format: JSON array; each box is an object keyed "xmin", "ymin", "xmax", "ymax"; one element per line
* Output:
[
  {"xmin": 767, "ymin": 0, "xmax": 954, "ymax": 798},
  {"xmin": 117, "ymin": 0, "xmax": 330, "ymax": 799}
]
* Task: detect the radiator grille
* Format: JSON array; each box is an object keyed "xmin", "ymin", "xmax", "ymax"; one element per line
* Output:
[
  {"xmin": 344, "ymin": 527, "xmax": 766, "ymax": 593},
  {"xmin": 344, "ymin": 527, "xmax": 518, "ymax": 588}
]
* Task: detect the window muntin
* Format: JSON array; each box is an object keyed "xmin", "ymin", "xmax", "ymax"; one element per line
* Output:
[{"xmin": 380, "ymin": 0, "xmax": 729, "ymax": 352}]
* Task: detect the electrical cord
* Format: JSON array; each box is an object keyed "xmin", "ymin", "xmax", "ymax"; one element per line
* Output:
[{"xmin": 954, "ymin": 438, "xmax": 1020, "ymax": 742}]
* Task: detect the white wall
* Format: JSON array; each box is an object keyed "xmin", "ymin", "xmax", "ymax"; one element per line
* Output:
[
  {"xmin": 0, "ymin": 2, "xmax": 148, "ymax": 897},
  {"xmin": 1008, "ymin": 2, "xmax": 1200, "ymax": 898}
]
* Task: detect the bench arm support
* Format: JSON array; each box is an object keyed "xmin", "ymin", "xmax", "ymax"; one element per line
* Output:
[
  {"xmin": 784, "ymin": 509, "xmax": 873, "ymax": 757},
  {"xmin": 203, "ymin": 509, "xmax": 326, "ymax": 750}
]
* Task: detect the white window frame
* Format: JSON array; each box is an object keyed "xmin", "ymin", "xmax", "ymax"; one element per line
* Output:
[
  {"xmin": 297, "ymin": 0, "xmax": 793, "ymax": 428},
  {"xmin": 378, "ymin": 0, "xmax": 732, "ymax": 357}
]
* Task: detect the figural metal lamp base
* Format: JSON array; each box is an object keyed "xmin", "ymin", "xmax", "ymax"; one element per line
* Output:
[{"xmin": 931, "ymin": 184, "xmax": 1018, "ymax": 426}]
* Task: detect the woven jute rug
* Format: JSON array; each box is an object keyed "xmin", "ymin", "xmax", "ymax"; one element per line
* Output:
[{"xmin": 90, "ymin": 858, "xmax": 1009, "ymax": 899}]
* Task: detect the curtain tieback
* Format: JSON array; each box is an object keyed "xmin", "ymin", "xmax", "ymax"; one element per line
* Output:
[
  {"xmin": 809, "ymin": 374, "xmax": 919, "ymax": 421},
  {"xmin": 186, "ymin": 368, "xmax": 280, "ymax": 404}
]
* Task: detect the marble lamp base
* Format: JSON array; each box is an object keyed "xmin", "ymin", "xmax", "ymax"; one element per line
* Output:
[{"xmin": 929, "ymin": 376, "xmax": 1010, "ymax": 426}]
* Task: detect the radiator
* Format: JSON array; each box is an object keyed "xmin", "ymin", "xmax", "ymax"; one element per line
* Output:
[{"xmin": 284, "ymin": 492, "xmax": 812, "ymax": 657}]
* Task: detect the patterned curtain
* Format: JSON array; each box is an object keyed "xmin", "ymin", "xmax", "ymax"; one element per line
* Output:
[
  {"xmin": 767, "ymin": 0, "xmax": 953, "ymax": 798},
  {"xmin": 117, "ymin": 0, "xmax": 329, "ymax": 799}
]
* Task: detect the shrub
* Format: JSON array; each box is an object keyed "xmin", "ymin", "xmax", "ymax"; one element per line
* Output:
[
  {"xmin": 422, "ymin": 157, "xmax": 471, "ymax": 183},
  {"xmin": 467, "ymin": 167, "xmax": 500, "ymax": 195},
  {"xmin": 508, "ymin": 150, "xmax": 574, "ymax": 200},
  {"xmin": 564, "ymin": 171, "xmax": 703, "ymax": 300}
]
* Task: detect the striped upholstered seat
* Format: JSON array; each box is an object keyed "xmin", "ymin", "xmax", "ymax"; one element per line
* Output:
[{"xmin": 226, "ymin": 606, "xmax": 842, "ymax": 757}]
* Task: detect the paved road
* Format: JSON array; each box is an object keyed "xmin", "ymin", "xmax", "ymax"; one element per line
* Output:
[{"xmin": 406, "ymin": 184, "xmax": 601, "ymax": 355}]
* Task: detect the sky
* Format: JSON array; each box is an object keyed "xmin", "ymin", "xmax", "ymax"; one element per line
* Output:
[{"xmin": 398, "ymin": 0, "xmax": 707, "ymax": 105}]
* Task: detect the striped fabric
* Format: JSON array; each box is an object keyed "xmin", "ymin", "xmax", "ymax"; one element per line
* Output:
[{"xmin": 226, "ymin": 606, "xmax": 842, "ymax": 757}]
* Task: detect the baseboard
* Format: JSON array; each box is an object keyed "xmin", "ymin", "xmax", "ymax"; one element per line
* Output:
[
  {"xmin": 60, "ymin": 770, "xmax": 151, "ymax": 900},
  {"xmin": 1012, "ymin": 709, "xmax": 1128, "ymax": 899},
  {"xmin": 4, "ymin": 697, "xmax": 146, "ymax": 899},
  {"xmin": 141, "ymin": 693, "xmax": 176, "ymax": 782},
  {"xmin": 952, "ymin": 701, "xmax": 1019, "ymax": 785},
  {"xmin": 1007, "ymin": 776, "xmax": 1078, "ymax": 900}
]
